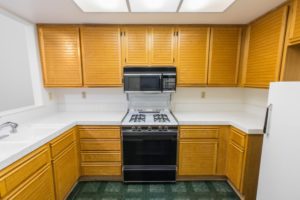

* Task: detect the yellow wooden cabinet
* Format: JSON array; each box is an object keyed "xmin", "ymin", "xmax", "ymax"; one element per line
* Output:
[
  {"xmin": 243, "ymin": 6, "xmax": 288, "ymax": 88},
  {"xmin": 177, "ymin": 26, "xmax": 210, "ymax": 86},
  {"xmin": 290, "ymin": 0, "xmax": 300, "ymax": 44},
  {"xmin": 38, "ymin": 25, "xmax": 83, "ymax": 87},
  {"xmin": 79, "ymin": 126, "xmax": 122, "ymax": 177},
  {"xmin": 178, "ymin": 126, "xmax": 222, "ymax": 176},
  {"xmin": 208, "ymin": 27, "xmax": 241, "ymax": 86},
  {"xmin": 50, "ymin": 128, "xmax": 79, "ymax": 200},
  {"xmin": 0, "ymin": 145, "xmax": 55, "ymax": 200},
  {"xmin": 80, "ymin": 26, "xmax": 122, "ymax": 86},
  {"xmin": 226, "ymin": 127, "xmax": 263, "ymax": 200}
]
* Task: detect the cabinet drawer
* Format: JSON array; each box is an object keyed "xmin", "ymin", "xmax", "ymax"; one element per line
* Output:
[
  {"xmin": 0, "ymin": 146, "xmax": 50, "ymax": 197},
  {"xmin": 3, "ymin": 165, "xmax": 55, "ymax": 200},
  {"xmin": 180, "ymin": 127, "xmax": 219, "ymax": 139},
  {"xmin": 81, "ymin": 163, "xmax": 121, "ymax": 176},
  {"xmin": 81, "ymin": 152, "xmax": 121, "ymax": 162},
  {"xmin": 80, "ymin": 140, "xmax": 121, "ymax": 151},
  {"xmin": 79, "ymin": 127, "xmax": 120, "ymax": 139},
  {"xmin": 231, "ymin": 128, "xmax": 246, "ymax": 148},
  {"xmin": 50, "ymin": 128, "xmax": 76, "ymax": 158}
]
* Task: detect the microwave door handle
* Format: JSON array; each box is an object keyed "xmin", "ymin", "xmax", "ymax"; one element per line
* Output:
[{"xmin": 263, "ymin": 104, "xmax": 273, "ymax": 135}]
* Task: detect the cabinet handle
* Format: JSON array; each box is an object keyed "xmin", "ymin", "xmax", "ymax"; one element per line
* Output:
[{"xmin": 263, "ymin": 104, "xmax": 273, "ymax": 135}]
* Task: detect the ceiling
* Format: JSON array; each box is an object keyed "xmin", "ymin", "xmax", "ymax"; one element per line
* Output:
[{"xmin": 0, "ymin": 0, "xmax": 287, "ymax": 24}]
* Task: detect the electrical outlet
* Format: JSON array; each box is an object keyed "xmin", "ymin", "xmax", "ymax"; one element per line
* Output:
[
  {"xmin": 201, "ymin": 91, "xmax": 206, "ymax": 99},
  {"xmin": 82, "ymin": 92, "xmax": 87, "ymax": 99}
]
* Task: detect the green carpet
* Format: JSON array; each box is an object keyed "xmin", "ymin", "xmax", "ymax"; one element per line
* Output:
[{"xmin": 67, "ymin": 181, "xmax": 240, "ymax": 200}]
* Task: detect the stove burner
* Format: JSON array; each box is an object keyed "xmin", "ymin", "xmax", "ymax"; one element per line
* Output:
[
  {"xmin": 129, "ymin": 114, "xmax": 146, "ymax": 123},
  {"xmin": 153, "ymin": 114, "xmax": 170, "ymax": 123}
]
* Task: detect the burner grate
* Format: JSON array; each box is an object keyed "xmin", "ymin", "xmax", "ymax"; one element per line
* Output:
[
  {"xmin": 153, "ymin": 114, "xmax": 170, "ymax": 123},
  {"xmin": 129, "ymin": 114, "xmax": 146, "ymax": 123}
]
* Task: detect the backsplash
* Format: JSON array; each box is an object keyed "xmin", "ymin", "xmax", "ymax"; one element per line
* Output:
[{"xmin": 49, "ymin": 87, "xmax": 268, "ymax": 115}]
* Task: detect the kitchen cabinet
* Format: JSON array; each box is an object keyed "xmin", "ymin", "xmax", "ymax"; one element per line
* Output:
[
  {"xmin": 38, "ymin": 25, "xmax": 83, "ymax": 87},
  {"xmin": 226, "ymin": 127, "xmax": 263, "ymax": 200},
  {"xmin": 150, "ymin": 26, "xmax": 176, "ymax": 65},
  {"xmin": 80, "ymin": 26, "xmax": 122, "ymax": 86},
  {"xmin": 79, "ymin": 126, "xmax": 122, "ymax": 177},
  {"xmin": 0, "ymin": 145, "xmax": 55, "ymax": 200},
  {"xmin": 178, "ymin": 126, "xmax": 229, "ymax": 177},
  {"xmin": 243, "ymin": 6, "xmax": 288, "ymax": 88},
  {"xmin": 177, "ymin": 26, "xmax": 210, "ymax": 86},
  {"xmin": 122, "ymin": 26, "xmax": 150, "ymax": 65},
  {"xmin": 289, "ymin": 0, "xmax": 300, "ymax": 44},
  {"xmin": 50, "ymin": 128, "xmax": 79, "ymax": 200},
  {"xmin": 208, "ymin": 27, "xmax": 241, "ymax": 86}
]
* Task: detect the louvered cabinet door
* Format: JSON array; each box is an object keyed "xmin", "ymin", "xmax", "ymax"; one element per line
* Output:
[
  {"xmin": 122, "ymin": 26, "xmax": 149, "ymax": 65},
  {"xmin": 244, "ymin": 6, "xmax": 288, "ymax": 88},
  {"xmin": 38, "ymin": 25, "xmax": 82, "ymax": 87},
  {"xmin": 290, "ymin": 0, "xmax": 300, "ymax": 43},
  {"xmin": 150, "ymin": 26, "xmax": 176, "ymax": 65},
  {"xmin": 208, "ymin": 27, "xmax": 241, "ymax": 86},
  {"xmin": 177, "ymin": 26, "xmax": 210, "ymax": 86},
  {"xmin": 81, "ymin": 26, "xmax": 122, "ymax": 86}
]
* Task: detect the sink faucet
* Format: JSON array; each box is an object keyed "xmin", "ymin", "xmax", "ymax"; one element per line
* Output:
[{"xmin": 0, "ymin": 122, "xmax": 18, "ymax": 133}]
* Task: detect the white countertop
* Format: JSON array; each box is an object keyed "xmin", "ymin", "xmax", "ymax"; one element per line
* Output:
[{"xmin": 0, "ymin": 111, "xmax": 264, "ymax": 171}]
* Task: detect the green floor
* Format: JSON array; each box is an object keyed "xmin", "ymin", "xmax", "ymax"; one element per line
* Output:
[{"xmin": 67, "ymin": 181, "xmax": 240, "ymax": 200}]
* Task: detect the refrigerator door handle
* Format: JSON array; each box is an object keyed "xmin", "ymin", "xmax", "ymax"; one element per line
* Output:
[{"xmin": 263, "ymin": 104, "xmax": 273, "ymax": 135}]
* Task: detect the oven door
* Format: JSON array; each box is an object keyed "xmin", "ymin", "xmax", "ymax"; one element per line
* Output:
[
  {"xmin": 122, "ymin": 132, "xmax": 177, "ymax": 166},
  {"xmin": 124, "ymin": 74, "xmax": 162, "ymax": 93}
]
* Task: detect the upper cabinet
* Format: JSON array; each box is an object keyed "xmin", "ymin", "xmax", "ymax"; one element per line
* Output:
[
  {"xmin": 208, "ymin": 27, "xmax": 241, "ymax": 86},
  {"xmin": 80, "ymin": 26, "xmax": 122, "ymax": 87},
  {"xmin": 122, "ymin": 26, "xmax": 150, "ymax": 65},
  {"xmin": 122, "ymin": 26, "xmax": 176, "ymax": 66},
  {"xmin": 38, "ymin": 25, "xmax": 83, "ymax": 87},
  {"xmin": 177, "ymin": 26, "xmax": 210, "ymax": 86},
  {"xmin": 243, "ymin": 6, "xmax": 288, "ymax": 88},
  {"xmin": 290, "ymin": 0, "xmax": 300, "ymax": 44},
  {"xmin": 150, "ymin": 26, "xmax": 176, "ymax": 65}
]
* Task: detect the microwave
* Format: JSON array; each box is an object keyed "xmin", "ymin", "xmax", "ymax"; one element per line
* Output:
[{"xmin": 123, "ymin": 66, "xmax": 176, "ymax": 93}]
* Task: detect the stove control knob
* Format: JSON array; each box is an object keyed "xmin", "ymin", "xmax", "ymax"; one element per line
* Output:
[
  {"xmin": 164, "ymin": 126, "xmax": 168, "ymax": 131},
  {"xmin": 137, "ymin": 126, "xmax": 142, "ymax": 132},
  {"xmin": 158, "ymin": 126, "xmax": 163, "ymax": 131},
  {"xmin": 147, "ymin": 126, "xmax": 152, "ymax": 131},
  {"xmin": 131, "ymin": 126, "xmax": 136, "ymax": 131}
]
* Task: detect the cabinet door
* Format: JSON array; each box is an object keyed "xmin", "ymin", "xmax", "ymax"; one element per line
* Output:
[
  {"xmin": 226, "ymin": 142, "xmax": 245, "ymax": 190},
  {"xmin": 178, "ymin": 140, "xmax": 218, "ymax": 175},
  {"xmin": 122, "ymin": 26, "xmax": 149, "ymax": 65},
  {"xmin": 52, "ymin": 143, "xmax": 79, "ymax": 200},
  {"xmin": 244, "ymin": 6, "xmax": 288, "ymax": 88},
  {"xmin": 177, "ymin": 26, "xmax": 210, "ymax": 86},
  {"xmin": 4, "ymin": 166, "xmax": 55, "ymax": 200},
  {"xmin": 38, "ymin": 25, "xmax": 82, "ymax": 87},
  {"xmin": 290, "ymin": 0, "xmax": 300, "ymax": 43},
  {"xmin": 208, "ymin": 27, "xmax": 241, "ymax": 86},
  {"xmin": 81, "ymin": 26, "xmax": 122, "ymax": 86},
  {"xmin": 150, "ymin": 26, "xmax": 176, "ymax": 65}
]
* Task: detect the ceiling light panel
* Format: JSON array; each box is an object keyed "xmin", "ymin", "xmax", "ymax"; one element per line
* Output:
[
  {"xmin": 73, "ymin": 0, "xmax": 129, "ymax": 12},
  {"xmin": 180, "ymin": 0, "xmax": 236, "ymax": 12},
  {"xmin": 129, "ymin": 0, "xmax": 181, "ymax": 12}
]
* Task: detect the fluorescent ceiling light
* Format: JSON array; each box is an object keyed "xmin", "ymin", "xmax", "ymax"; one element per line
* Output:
[
  {"xmin": 129, "ymin": 0, "xmax": 181, "ymax": 12},
  {"xmin": 73, "ymin": 0, "xmax": 129, "ymax": 12},
  {"xmin": 180, "ymin": 0, "xmax": 236, "ymax": 12}
]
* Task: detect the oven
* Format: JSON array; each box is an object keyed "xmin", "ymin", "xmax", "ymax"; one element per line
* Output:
[{"xmin": 122, "ymin": 126, "xmax": 178, "ymax": 182}]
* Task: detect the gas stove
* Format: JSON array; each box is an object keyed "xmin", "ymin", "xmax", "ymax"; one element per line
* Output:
[{"xmin": 122, "ymin": 109, "xmax": 178, "ymax": 127}]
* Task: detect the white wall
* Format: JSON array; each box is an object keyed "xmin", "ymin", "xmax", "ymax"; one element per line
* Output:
[{"xmin": 0, "ymin": 9, "xmax": 57, "ymax": 125}]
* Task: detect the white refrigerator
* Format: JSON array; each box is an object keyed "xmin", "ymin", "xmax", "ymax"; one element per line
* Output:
[{"xmin": 257, "ymin": 82, "xmax": 300, "ymax": 200}]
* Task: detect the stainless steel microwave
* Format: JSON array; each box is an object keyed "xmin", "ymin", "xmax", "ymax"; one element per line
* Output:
[{"xmin": 123, "ymin": 66, "xmax": 176, "ymax": 93}]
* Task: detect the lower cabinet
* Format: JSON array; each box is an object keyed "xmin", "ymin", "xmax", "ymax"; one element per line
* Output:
[
  {"xmin": 178, "ymin": 126, "xmax": 229, "ymax": 177},
  {"xmin": 226, "ymin": 127, "xmax": 263, "ymax": 200},
  {"xmin": 0, "ymin": 145, "xmax": 55, "ymax": 200},
  {"xmin": 79, "ymin": 126, "xmax": 122, "ymax": 177},
  {"xmin": 50, "ymin": 128, "xmax": 79, "ymax": 200}
]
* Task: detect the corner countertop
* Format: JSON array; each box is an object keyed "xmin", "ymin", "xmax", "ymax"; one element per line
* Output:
[{"xmin": 0, "ymin": 111, "xmax": 264, "ymax": 171}]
